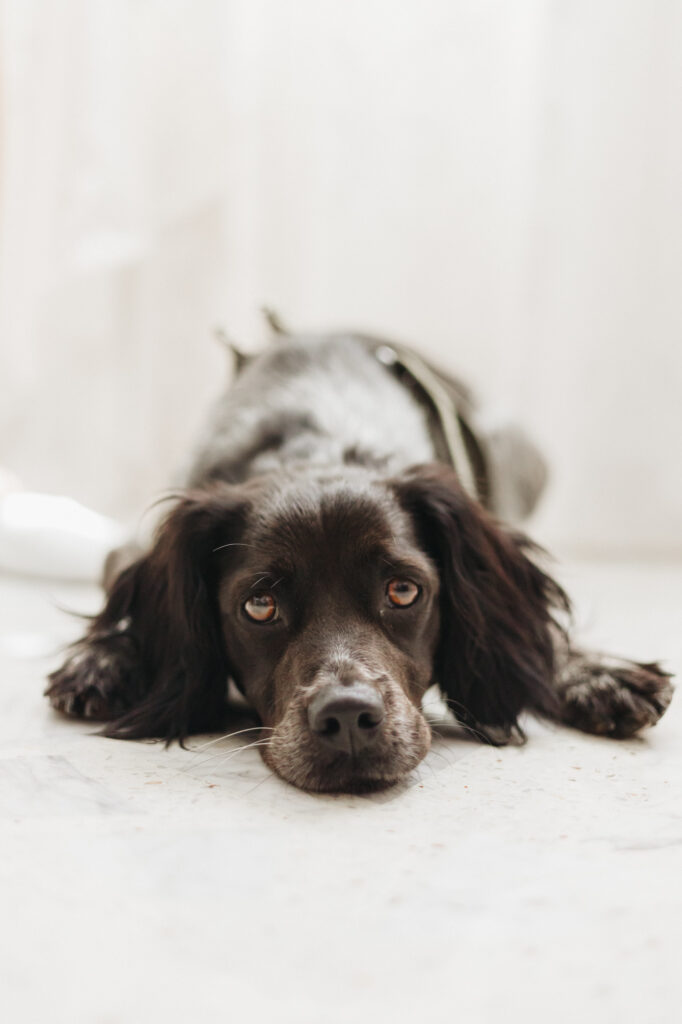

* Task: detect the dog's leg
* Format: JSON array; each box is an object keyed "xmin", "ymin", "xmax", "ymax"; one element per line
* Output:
[
  {"xmin": 47, "ymin": 541, "xmax": 149, "ymax": 721},
  {"xmin": 46, "ymin": 551, "xmax": 151, "ymax": 723},
  {"xmin": 553, "ymin": 644, "xmax": 673, "ymax": 738},
  {"xmin": 46, "ymin": 616, "xmax": 146, "ymax": 722}
]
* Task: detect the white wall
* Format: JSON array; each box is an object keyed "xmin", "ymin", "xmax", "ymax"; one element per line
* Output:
[{"xmin": 1, "ymin": 0, "xmax": 681, "ymax": 553}]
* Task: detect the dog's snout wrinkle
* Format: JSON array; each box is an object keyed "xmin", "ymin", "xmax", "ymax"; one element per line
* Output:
[{"xmin": 308, "ymin": 682, "xmax": 385, "ymax": 755}]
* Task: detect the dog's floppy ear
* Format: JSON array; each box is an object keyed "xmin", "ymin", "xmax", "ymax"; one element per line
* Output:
[
  {"xmin": 47, "ymin": 485, "xmax": 251, "ymax": 744},
  {"xmin": 393, "ymin": 464, "xmax": 569, "ymax": 740},
  {"xmin": 106, "ymin": 488, "xmax": 248, "ymax": 742}
]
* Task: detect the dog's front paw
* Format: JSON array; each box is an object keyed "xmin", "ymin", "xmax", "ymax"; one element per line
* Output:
[
  {"xmin": 560, "ymin": 660, "xmax": 673, "ymax": 739},
  {"xmin": 46, "ymin": 633, "xmax": 139, "ymax": 721}
]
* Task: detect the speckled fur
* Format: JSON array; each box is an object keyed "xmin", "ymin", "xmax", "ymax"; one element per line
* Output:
[
  {"xmin": 45, "ymin": 330, "xmax": 674, "ymax": 791},
  {"xmin": 555, "ymin": 649, "xmax": 673, "ymax": 738}
]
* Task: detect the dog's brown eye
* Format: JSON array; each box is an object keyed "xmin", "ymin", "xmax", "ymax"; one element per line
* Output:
[
  {"xmin": 243, "ymin": 593, "xmax": 278, "ymax": 623},
  {"xmin": 386, "ymin": 579, "xmax": 420, "ymax": 608}
]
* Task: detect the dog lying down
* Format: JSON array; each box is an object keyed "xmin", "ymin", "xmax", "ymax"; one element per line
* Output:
[{"xmin": 46, "ymin": 322, "xmax": 673, "ymax": 792}]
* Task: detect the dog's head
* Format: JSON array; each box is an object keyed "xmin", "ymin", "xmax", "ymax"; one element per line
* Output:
[{"xmin": 102, "ymin": 464, "xmax": 566, "ymax": 792}]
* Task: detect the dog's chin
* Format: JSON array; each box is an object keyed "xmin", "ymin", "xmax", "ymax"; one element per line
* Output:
[
  {"xmin": 289, "ymin": 760, "xmax": 410, "ymax": 795},
  {"xmin": 262, "ymin": 752, "xmax": 420, "ymax": 794},
  {"xmin": 260, "ymin": 718, "xmax": 432, "ymax": 794}
]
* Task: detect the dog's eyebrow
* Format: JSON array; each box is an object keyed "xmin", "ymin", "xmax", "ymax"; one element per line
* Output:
[
  {"xmin": 249, "ymin": 573, "xmax": 285, "ymax": 590},
  {"xmin": 376, "ymin": 549, "xmax": 437, "ymax": 582},
  {"xmin": 242, "ymin": 570, "xmax": 287, "ymax": 590}
]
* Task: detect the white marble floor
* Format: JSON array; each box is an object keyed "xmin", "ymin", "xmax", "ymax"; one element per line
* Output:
[{"xmin": 1, "ymin": 560, "xmax": 680, "ymax": 1024}]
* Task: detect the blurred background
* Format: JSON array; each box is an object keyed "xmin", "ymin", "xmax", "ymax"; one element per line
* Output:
[{"xmin": 1, "ymin": 0, "xmax": 681, "ymax": 556}]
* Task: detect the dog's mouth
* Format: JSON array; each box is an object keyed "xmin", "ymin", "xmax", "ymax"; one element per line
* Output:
[{"xmin": 261, "ymin": 745, "xmax": 418, "ymax": 793}]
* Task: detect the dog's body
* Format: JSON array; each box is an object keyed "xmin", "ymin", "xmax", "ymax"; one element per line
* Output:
[{"xmin": 47, "ymin": 329, "xmax": 673, "ymax": 792}]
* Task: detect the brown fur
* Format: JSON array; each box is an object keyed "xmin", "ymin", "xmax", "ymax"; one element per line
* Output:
[{"xmin": 46, "ymin": 332, "xmax": 674, "ymax": 791}]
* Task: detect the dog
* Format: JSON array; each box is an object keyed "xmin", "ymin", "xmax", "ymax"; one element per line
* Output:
[{"xmin": 46, "ymin": 321, "xmax": 674, "ymax": 792}]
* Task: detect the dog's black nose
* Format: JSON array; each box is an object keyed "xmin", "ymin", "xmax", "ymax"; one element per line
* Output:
[{"xmin": 308, "ymin": 684, "xmax": 385, "ymax": 755}]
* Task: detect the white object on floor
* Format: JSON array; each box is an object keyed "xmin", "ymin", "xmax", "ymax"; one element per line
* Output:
[{"xmin": 0, "ymin": 491, "xmax": 126, "ymax": 581}]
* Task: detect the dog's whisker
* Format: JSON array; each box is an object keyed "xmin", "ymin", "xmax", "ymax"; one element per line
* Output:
[
  {"xmin": 192, "ymin": 737, "xmax": 272, "ymax": 764},
  {"xmin": 459, "ymin": 720, "xmax": 494, "ymax": 744},
  {"xmin": 424, "ymin": 706, "xmax": 490, "ymax": 744},
  {"xmin": 188, "ymin": 726, "xmax": 273, "ymax": 753},
  {"xmin": 177, "ymin": 738, "xmax": 272, "ymax": 776},
  {"xmin": 420, "ymin": 755, "xmax": 444, "ymax": 786},
  {"xmin": 199, "ymin": 739, "xmax": 273, "ymax": 774},
  {"xmin": 240, "ymin": 770, "xmax": 276, "ymax": 798},
  {"xmin": 439, "ymin": 695, "xmax": 475, "ymax": 719},
  {"xmin": 421, "ymin": 696, "xmax": 456, "ymax": 712},
  {"xmin": 428, "ymin": 730, "xmax": 456, "ymax": 759},
  {"xmin": 423, "ymin": 695, "xmax": 494, "ymax": 742},
  {"xmin": 424, "ymin": 745, "xmax": 454, "ymax": 768},
  {"xmin": 211, "ymin": 541, "xmax": 254, "ymax": 553}
]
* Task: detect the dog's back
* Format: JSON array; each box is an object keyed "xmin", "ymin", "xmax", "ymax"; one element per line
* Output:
[
  {"xmin": 186, "ymin": 334, "xmax": 437, "ymax": 488},
  {"xmin": 186, "ymin": 330, "xmax": 547, "ymax": 525}
]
